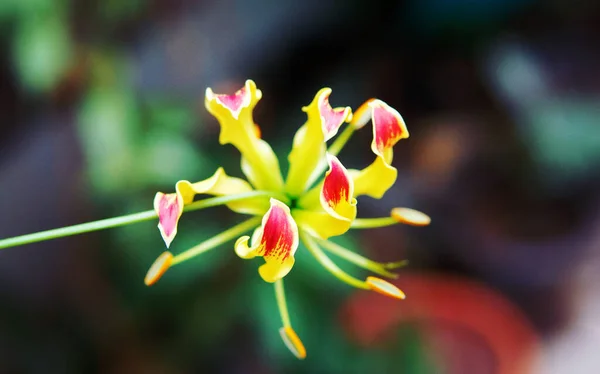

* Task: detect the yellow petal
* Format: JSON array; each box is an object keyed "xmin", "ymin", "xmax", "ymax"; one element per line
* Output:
[
  {"xmin": 235, "ymin": 199, "xmax": 299, "ymax": 282},
  {"xmin": 259, "ymin": 256, "xmax": 296, "ymax": 283},
  {"xmin": 205, "ymin": 80, "xmax": 283, "ymax": 191},
  {"xmin": 350, "ymin": 153, "xmax": 397, "ymax": 199},
  {"xmin": 285, "ymin": 88, "xmax": 351, "ymax": 197},
  {"xmin": 293, "ymin": 207, "xmax": 356, "ymax": 240}
]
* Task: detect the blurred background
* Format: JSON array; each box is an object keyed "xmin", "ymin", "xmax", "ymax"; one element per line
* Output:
[{"xmin": 1, "ymin": 0, "xmax": 600, "ymax": 373}]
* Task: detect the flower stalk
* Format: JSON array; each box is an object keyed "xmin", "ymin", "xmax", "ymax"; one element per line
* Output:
[{"xmin": 0, "ymin": 191, "xmax": 280, "ymax": 250}]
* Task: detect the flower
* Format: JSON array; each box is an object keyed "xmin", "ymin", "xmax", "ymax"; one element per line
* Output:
[{"xmin": 145, "ymin": 79, "xmax": 430, "ymax": 359}]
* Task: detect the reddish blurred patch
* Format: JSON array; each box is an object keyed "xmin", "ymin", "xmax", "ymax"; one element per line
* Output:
[{"xmin": 341, "ymin": 273, "xmax": 541, "ymax": 374}]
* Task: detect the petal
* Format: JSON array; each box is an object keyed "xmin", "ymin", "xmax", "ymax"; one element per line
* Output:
[
  {"xmin": 320, "ymin": 154, "xmax": 356, "ymax": 221},
  {"xmin": 205, "ymin": 80, "xmax": 283, "ymax": 191},
  {"xmin": 259, "ymin": 256, "xmax": 295, "ymax": 283},
  {"xmin": 350, "ymin": 153, "xmax": 397, "ymax": 199},
  {"xmin": 208, "ymin": 82, "xmax": 253, "ymax": 120},
  {"xmin": 154, "ymin": 168, "xmax": 269, "ymax": 247},
  {"xmin": 369, "ymin": 99, "xmax": 409, "ymax": 158},
  {"xmin": 317, "ymin": 89, "xmax": 353, "ymax": 142},
  {"xmin": 235, "ymin": 199, "xmax": 299, "ymax": 282},
  {"xmin": 293, "ymin": 208, "xmax": 356, "ymax": 240},
  {"xmin": 285, "ymin": 88, "xmax": 351, "ymax": 197},
  {"xmin": 205, "ymin": 80, "xmax": 261, "ymax": 139},
  {"xmin": 240, "ymin": 138, "xmax": 283, "ymax": 190},
  {"xmin": 153, "ymin": 192, "xmax": 183, "ymax": 248},
  {"xmin": 293, "ymin": 155, "xmax": 357, "ymax": 240},
  {"xmin": 341, "ymin": 99, "xmax": 408, "ymax": 200},
  {"xmin": 234, "ymin": 235, "xmax": 256, "ymax": 259}
]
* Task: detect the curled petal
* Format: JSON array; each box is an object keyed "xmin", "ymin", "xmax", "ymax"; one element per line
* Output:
[
  {"xmin": 154, "ymin": 168, "xmax": 269, "ymax": 247},
  {"xmin": 350, "ymin": 153, "xmax": 397, "ymax": 199},
  {"xmin": 205, "ymin": 80, "xmax": 283, "ymax": 191},
  {"xmin": 235, "ymin": 199, "xmax": 299, "ymax": 282},
  {"xmin": 280, "ymin": 327, "xmax": 307, "ymax": 359},
  {"xmin": 153, "ymin": 193, "xmax": 184, "ymax": 248},
  {"xmin": 346, "ymin": 99, "xmax": 408, "ymax": 200},
  {"xmin": 369, "ymin": 99, "xmax": 409, "ymax": 158},
  {"xmin": 207, "ymin": 82, "xmax": 254, "ymax": 120},
  {"xmin": 320, "ymin": 154, "xmax": 356, "ymax": 221},
  {"xmin": 285, "ymin": 88, "xmax": 352, "ymax": 197},
  {"xmin": 205, "ymin": 80, "xmax": 261, "ymax": 127},
  {"xmin": 316, "ymin": 89, "xmax": 352, "ymax": 142}
]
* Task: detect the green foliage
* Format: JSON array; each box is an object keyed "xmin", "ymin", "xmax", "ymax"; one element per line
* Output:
[
  {"xmin": 525, "ymin": 99, "xmax": 600, "ymax": 191},
  {"xmin": 12, "ymin": 12, "xmax": 72, "ymax": 93},
  {"xmin": 77, "ymin": 53, "xmax": 209, "ymax": 195}
]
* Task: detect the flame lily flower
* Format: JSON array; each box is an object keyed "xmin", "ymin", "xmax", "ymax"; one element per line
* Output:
[
  {"xmin": 144, "ymin": 79, "xmax": 430, "ymax": 359},
  {"xmin": 0, "ymin": 79, "xmax": 429, "ymax": 359}
]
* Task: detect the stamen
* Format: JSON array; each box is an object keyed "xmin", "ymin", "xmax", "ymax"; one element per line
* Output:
[
  {"xmin": 366, "ymin": 276, "xmax": 406, "ymax": 300},
  {"xmin": 171, "ymin": 216, "xmax": 261, "ymax": 265},
  {"xmin": 275, "ymin": 279, "xmax": 307, "ymax": 359},
  {"xmin": 350, "ymin": 208, "xmax": 430, "ymax": 229},
  {"xmin": 300, "ymin": 232, "xmax": 369, "ymax": 289},
  {"xmin": 315, "ymin": 237, "xmax": 398, "ymax": 279},
  {"xmin": 327, "ymin": 123, "xmax": 356, "ymax": 157},
  {"xmin": 274, "ymin": 279, "xmax": 292, "ymax": 327},
  {"xmin": 144, "ymin": 251, "xmax": 173, "ymax": 286},
  {"xmin": 350, "ymin": 217, "xmax": 397, "ymax": 229},
  {"xmin": 384, "ymin": 260, "xmax": 409, "ymax": 270},
  {"xmin": 391, "ymin": 208, "xmax": 431, "ymax": 226},
  {"xmin": 279, "ymin": 326, "xmax": 306, "ymax": 359}
]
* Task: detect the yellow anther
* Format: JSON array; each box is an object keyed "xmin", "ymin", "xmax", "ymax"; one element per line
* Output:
[
  {"xmin": 391, "ymin": 207, "xmax": 431, "ymax": 226},
  {"xmin": 144, "ymin": 251, "xmax": 173, "ymax": 286},
  {"xmin": 279, "ymin": 326, "xmax": 307, "ymax": 359},
  {"xmin": 366, "ymin": 276, "xmax": 406, "ymax": 300}
]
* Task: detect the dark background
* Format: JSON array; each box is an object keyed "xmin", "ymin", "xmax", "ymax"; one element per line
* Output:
[{"xmin": 1, "ymin": 0, "xmax": 600, "ymax": 373}]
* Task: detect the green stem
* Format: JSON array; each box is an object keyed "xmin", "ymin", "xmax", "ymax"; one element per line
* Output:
[
  {"xmin": 171, "ymin": 216, "xmax": 261, "ymax": 265},
  {"xmin": 300, "ymin": 231, "xmax": 368, "ymax": 289},
  {"xmin": 0, "ymin": 191, "xmax": 275, "ymax": 250},
  {"xmin": 275, "ymin": 279, "xmax": 291, "ymax": 327},
  {"xmin": 315, "ymin": 238, "xmax": 398, "ymax": 279},
  {"xmin": 350, "ymin": 217, "xmax": 397, "ymax": 229},
  {"xmin": 328, "ymin": 124, "xmax": 355, "ymax": 157}
]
